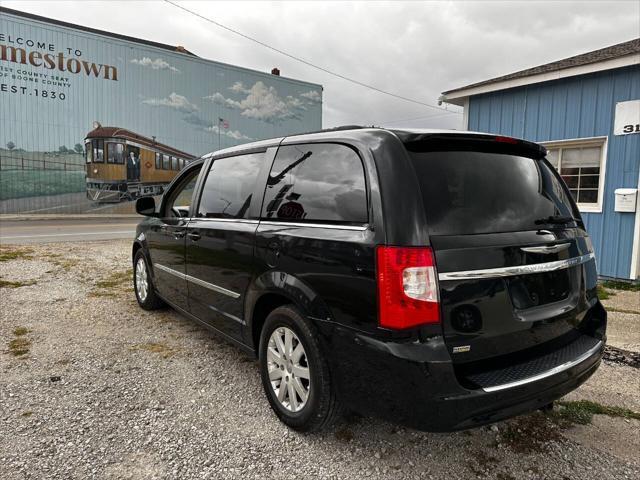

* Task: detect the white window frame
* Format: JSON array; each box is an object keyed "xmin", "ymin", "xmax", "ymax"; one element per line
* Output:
[{"xmin": 540, "ymin": 136, "xmax": 608, "ymax": 214}]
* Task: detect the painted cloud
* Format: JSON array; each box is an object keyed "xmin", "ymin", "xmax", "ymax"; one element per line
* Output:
[
  {"xmin": 206, "ymin": 125, "xmax": 252, "ymax": 141},
  {"xmin": 142, "ymin": 92, "xmax": 252, "ymax": 141},
  {"xmin": 204, "ymin": 81, "xmax": 322, "ymax": 124},
  {"xmin": 131, "ymin": 57, "xmax": 181, "ymax": 73},
  {"xmin": 142, "ymin": 93, "xmax": 199, "ymax": 113},
  {"xmin": 300, "ymin": 90, "xmax": 322, "ymax": 103}
]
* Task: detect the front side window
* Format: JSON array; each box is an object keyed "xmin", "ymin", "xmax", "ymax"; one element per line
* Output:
[
  {"xmin": 92, "ymin": 139, "xmax": 104, "ymax": 163},
  {"xmin": 155, "ymin": 152, "xmax": 161, "ymax": 169},
  {"xmin": 544, "ymin": 140, "xmax": 605, "ymax": 208},
  {"xmin": 165, "ymin": 167, "xmax": 201, "ymax": 218},
  {"xmin": 162, "ymin": 154, "xmax": 170, "ymax": 170},
  {"xmin": 262, "ymin": 143, "xmax": 368, "ymax": 224},
  {"xmin": 107, "ymin": 143, "xmax": 125, "ymax": 164},
  {"xmin": 197, "ymin": 153, "xmax": 264, "ymax": 218}
]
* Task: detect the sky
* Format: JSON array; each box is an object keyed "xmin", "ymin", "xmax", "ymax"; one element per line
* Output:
[{"xmin": 4, "ymin": 0, "xmax": 640, "ymax": 130}]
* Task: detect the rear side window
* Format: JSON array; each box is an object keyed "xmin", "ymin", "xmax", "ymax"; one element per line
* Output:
[
  {"xmin": 197, "ymin": 152, "xmax": 263, "ymax": 218},
  {"xmin": 409, "ymin": 151, "xmax": 578, "ymax": 235},
  {"xmin": 263, "ymin": 143, "xmax": 367, "ymax": 224}
]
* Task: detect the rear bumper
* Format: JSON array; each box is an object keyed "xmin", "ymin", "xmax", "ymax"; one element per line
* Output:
[{"xmin": 325, "ymin": 320, "xmax": 605, "ymax": 432}]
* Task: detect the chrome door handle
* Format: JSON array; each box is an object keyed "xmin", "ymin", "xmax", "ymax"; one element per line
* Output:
[{"xmin": 188, "ymin": 231, "xmax": 201, "ymax": 241}]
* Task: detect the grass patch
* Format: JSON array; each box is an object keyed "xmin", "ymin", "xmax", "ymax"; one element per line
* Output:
[
  {"xmin": 89, "ymin": 269, "xmax": 132, "ymax": 297},
  {"xmin": 0, "ymin": 278, "xmax": 36, "ymax": 288},
  {"xmin": 130, "ymin": 342, "xmax": 177, "ymax": 359},
  {"xmin": 8, "ymin": 337, "xmax": 31, "ymax": 356},
  {"xmin": 596, "ymin": 285, "xmax": 615, "ymax": 300},
  {"xmin": 41, "ymin": 253, "xmax": 80, "ymax": 271},
  {"xmin": 13, "ymin": 327, "xmax": 31, "ymax": 336},
  {"xmin": 601, "ymin": 280, "xmax": 640, "ymax": 292},
  {"xmin": 0, "ymin": 246, "xmax": 34, "ymax": 262},
  {"xmin": 52, "ymin": 258, "xmax": 80, "ymax": 271},
  {"xmin": 553, "ymin": 400, "xmax": 640, "ymax": 425},
  {"xmin": 607, "ymin": 307, "xmax": 640, "ymax": 315}
]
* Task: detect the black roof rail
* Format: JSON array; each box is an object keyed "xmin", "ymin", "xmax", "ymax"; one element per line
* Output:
[{"xmin": 285, "ymin": 125, "xmax": 374, "ymax": 137}]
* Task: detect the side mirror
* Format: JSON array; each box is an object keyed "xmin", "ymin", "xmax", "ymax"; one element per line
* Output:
[{"xmin": 136, "ymin": 196, "xmax": 156, "ymax": 216}]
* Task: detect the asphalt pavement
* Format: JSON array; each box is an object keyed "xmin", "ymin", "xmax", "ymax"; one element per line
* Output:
[{"xmin": 0, "ymin": 217, "xmax": 140, "ymax": 244}]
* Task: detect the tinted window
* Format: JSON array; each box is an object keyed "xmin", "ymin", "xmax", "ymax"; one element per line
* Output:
[
  {"xmin": 165, "ymin": 167, "xmax": 201, "ymax": 217},
  {"xmin": 409, "ymin": 151, "xmax": 578, "ymax": 235},
  {"xmin": 263, "ymin": 143, "xmax": 367, "ymax": 224},
  {"xmin": 162, "ymin": 154, "xmax": 170, "ymax": 170},
  {"xmin": 197, "ymin": 153, "xmax": 263, "ymax": 218}
]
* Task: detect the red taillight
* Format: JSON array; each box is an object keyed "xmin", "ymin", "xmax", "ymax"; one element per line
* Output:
[
  {"xmin": 376, "ymin": 246, "xmax": 440, "ymax": 330},
  {"xmin": 494, "ymin": 135, "xmax": 519, "ymax": 144}
]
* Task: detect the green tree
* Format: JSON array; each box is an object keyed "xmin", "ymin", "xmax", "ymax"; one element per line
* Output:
[
  {"xmin": 6, "ymin": 141, "xmax": 15, "ymax": 151},
  {"xmin": 74, "ymin": 143, "xmax": 83, "ymax": 154},
  {"xmin": 58, "ymin": 145, "xmax": 68, "ymax": 153}
]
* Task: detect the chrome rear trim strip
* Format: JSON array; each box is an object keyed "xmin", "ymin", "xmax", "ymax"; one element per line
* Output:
[
  {"xmin": 154, "ymin": 263, "xmax": 240, "ymax": 299},
  {"xmin": 258, "ymin": 220, "xmax": 369, "ymax": 231},
  {"xmin": 481, "ymin": 340, "xmax": 603, "ymax": 393},
  {"xmin": 438, "ymin": 252, "xmax": 595, "ymax": 281},
  {"xmin": 190, "ymin": 218, "xmax": 259, "ymax": 225}
]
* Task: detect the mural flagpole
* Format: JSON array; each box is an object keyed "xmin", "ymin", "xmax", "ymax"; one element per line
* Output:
[{"xmin": 218, "ymin": 117, "xmax": 224, "ymax": 150}]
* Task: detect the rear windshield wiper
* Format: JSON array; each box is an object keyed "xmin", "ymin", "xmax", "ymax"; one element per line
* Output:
[{"xmin": 534, "ymin": 215, "xmax": 577, "ymax": 226}]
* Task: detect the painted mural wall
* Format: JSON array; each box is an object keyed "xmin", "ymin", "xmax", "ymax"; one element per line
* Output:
[
  {"xmin": 467, "ymin": 65, "xmax": 640, "ymax": 279},
  {"xmin": 0, "ymin": 10, "xmax": 322, "ymax": 214}
]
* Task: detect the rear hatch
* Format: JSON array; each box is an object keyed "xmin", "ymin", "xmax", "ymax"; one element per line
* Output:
[{"xmin": 403, "ymin": 134, "xmax": 602, "ymax": 369}]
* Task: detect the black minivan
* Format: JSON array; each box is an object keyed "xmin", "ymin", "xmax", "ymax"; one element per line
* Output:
[{"xmin": 132, "ymin": 127, "xmax": 606, "ymax": 432}]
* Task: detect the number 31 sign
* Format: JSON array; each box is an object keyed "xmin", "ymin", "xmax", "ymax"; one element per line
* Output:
[{"xmin": 614, "ymin": 100, "xmax": 640, "ymax": 135}]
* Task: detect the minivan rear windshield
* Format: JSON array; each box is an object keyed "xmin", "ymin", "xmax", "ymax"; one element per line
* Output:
[{"xmin": 408, "ymin": 150, "xmax": 579, "ymax": 236}]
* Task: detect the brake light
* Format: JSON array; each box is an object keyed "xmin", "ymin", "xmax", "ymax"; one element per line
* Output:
[
  {"xmin": 376, "ymin": 246, "xmax": 440, "ymax": 329},
  {"xmin": 494, "ymin": 135, "xmax": 519, "ymax": 144}
]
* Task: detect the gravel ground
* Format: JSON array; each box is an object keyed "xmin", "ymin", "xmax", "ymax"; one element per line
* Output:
[{"xmin": 1, "ymin": 240, "xmax": 639, "ymax": 480}]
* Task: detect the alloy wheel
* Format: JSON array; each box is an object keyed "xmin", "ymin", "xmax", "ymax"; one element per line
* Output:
[
  {"xmin": 135, "ymin": 257, "xmax": 148, "ymax": 302},
  {"xmin": 266, "ymin": 326, "xmax": 311, "ymax": 412}
]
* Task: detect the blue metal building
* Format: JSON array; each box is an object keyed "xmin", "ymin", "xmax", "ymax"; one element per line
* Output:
[{"xmin": 441, "ymin": 39, "xmax": 640, "ymax": 281}]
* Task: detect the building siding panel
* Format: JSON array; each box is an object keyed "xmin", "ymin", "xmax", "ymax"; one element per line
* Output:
[
  {"xmin": 0, "ymin": 11, "xmax": 322, "ymax": 214},
  {"xmin": 468, "ymin": 65, "xmax": 640, "ymax": 279}
]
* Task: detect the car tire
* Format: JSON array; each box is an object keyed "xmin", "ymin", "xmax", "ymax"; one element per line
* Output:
[
  {"xmin": 133, "ymin": 250, "xmax": 165, "ymax": 310},
  {"xmin": 259, "ymin": 305, "xmax": 343, "ymax": 432}
]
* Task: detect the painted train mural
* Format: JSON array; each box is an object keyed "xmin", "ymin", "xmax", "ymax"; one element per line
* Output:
[
  {"xmin": 84, "ymin": 124, "xmax": 196, "ymax": 202},
  {"xmin": 0, "ymin": 7, "xmax": 322, "ymax": 213}
]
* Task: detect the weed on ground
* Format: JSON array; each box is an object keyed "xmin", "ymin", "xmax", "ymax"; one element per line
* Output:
[
  {"xmin": 8, "ymin": 337, "xmax": 31, "ymax": 356},
  {"xmin": 601, "ymin": 280, "xmax": 640, "ymax": 292},
  {"xmin": 0, "ymin": 279, "xmax": 36, "ymax": 288},
  {"xmin": 13, "ymin": 327, "xmax": 31, "ymax": 336},
  {"xmin": 597, "ymin": 285, "xmax": 614, "ymax": 300},
  {"xmin": 552, "ymin": 400, "xmax": 640, "ymax": 426},
  {"xmin": 89, "ymin": 269, "xmax": 132, "ymax": 297},
  {"xmin": 0, "ymin": 246, "xmax": 34, "ymax": 262}
]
